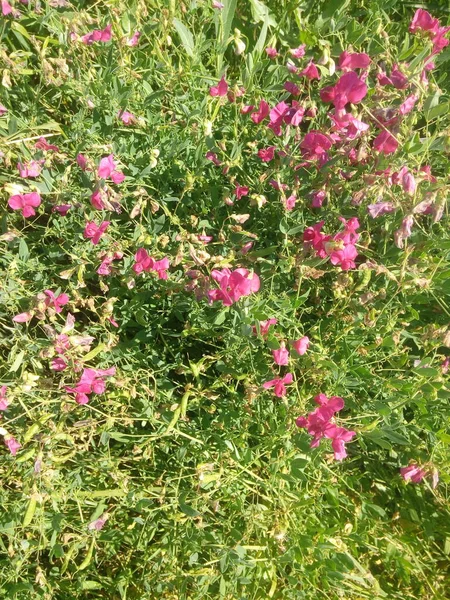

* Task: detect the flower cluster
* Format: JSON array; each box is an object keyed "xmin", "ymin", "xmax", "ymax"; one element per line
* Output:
[{"xmin": 303, "ymin": 217, "xmax": 360, "ymax": 270}]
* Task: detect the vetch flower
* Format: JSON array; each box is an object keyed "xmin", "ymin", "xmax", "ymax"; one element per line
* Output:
[
  {"xmin": 235, "ymin": 184, "xmax": 249, "ymax": 199},
  {"xmin": 373, "ymin": 130, "xmax": 398, "ymax": 154},
  {"xmin": 252, "ymin": 318, "xmax": 277, "ymax": 337},
  {"xmin": 98, "ymin": 154, "xmax": 124, "ymax": 183},
  {"xmin": 66, "ymin": 367, "xmax": 116, "ymax": 405},
  {"xmin": 83, "ymin": 220, "xmax": 110, "ymax": 245},
  {"xmin": 209, "ymin": 76, "xmax": 228, "ymax": 97},
  {"xmin": 0, "ymin": 386, "xmax": 9, "ymax": 411},
  {"xmin": 258, "ymin": 146, "xmax": 276, "ymax": 162},
  {"xmin": 81, "ymin": 24, "xmax": 112, "ymax": 45},
  {"xmin": 44, "ymin": 290, "xmax": 69, "ymax": 313},
  {"xmin": 133, "ymin": 249, "xmax": 170, "ymax": 279},
  {"xmin": 4, "ymin": 435, "xmax": 21, "ymax": 456},
  {"xmin": 263, "ymin": 373, "xmax": 293, "ymax": 397},
  {"xmin": 290, "ymin": 45, "xmax": 306, "ymax": 58},
  {"xmin": 300, "ymin": 61, "xmax": 320, "ymax": 80},
  {"xmin": 250, "ymin": 100, "xmax": 270, "ymax": 124},
  {"xmin": 8, "ymin": 192, "xmax": 41, "ymax": 218},
  {"xmin": 35, "ymin": 137, "xmax": 59, "ymax": 151},
  {"xmin": 284, "ymin": 81, "xmax": 300, "ymax": 95},
  {"xmin": 17, "ymin": 161, "xmax": 42, "ymax": 178},
  {"xmin": 118, "ymin": 110, "xmax": 137, "ymax": 125},
  {"xmin": 368, "ymin": 202, "xmax": 395, "ymax": 218},
  {"xmin": 126, "ymin": 31, "xmax": 141, "ymax": 46},
  {"xmin": 400, "ymin": 464, "xmax": 427, "ymax": 483},
  {"xmin": 292, "ymin": 336, "xmax": 309, "ymax": 356},
  {"xmin": 273, "ymin": 343, "xmax": 289, "ymax": 366},
  {"xmin": 208, "ymin": 268, "xmax": 260, "ymax": 306},
  {"xmin": 265, "ymin": 47, "xmax": 278, "ymax": 58},
  {"xmin": 338, "ymin": 51, "xmax": 371, "ymax": 72}
]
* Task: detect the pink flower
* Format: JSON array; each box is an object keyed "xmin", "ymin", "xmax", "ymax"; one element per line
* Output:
[
  {"xmin": 258, "ymin": 146, "xmax": 276, "ymax": 162},
  {"xmin": 66, "ymin": 367, "xmax": 116, "ymax": 405},
  {"xmin": 328, "ymin": 243, "xmax": 358, "ymax": 271},
  {"xmin": 290, "ymin": 45, "xmax": 306, "ymax": 58},
  {"xmin": 44, "ymin": 289, "xmax": 69, "ymax": 313},
  {"xmin": 88, "ymin": 514, "xmax": 109, "ymax": 531},
  {"xmin": 253, "ymin": 318, "xmax": 277, "ymax": 337},
  {"xmin": 51, "ymin": 357, "xmax": 67, "ymax": 371},
  {"xmin": 17, "ymin": 160, "xmax": 42, "ymax": 178},
  {"xmin": 409, "ymin": 9, "xmax": 439, "ymax": 34},
  {"xmin": 81, "ymin": 24, "xmax": 112, "ymax": 45},
  {"xmin": 133, "ymin": 249, "xmax": 170, "ymax": 279},
  {"xmin": 208, "ymin": 268, "xmax": 260, "ymax": 306},
  {"xmin": 263, "ymin": 373, "xmax": 293, "ymax": 397},
  {"xmin": 401, "ymin": 169, "xmax": 416, "ymax": 195},
  {"xmin": 235, "ymin": 184, "xmax": 249, "ymax": 199},
  {"xmin": 240, "ymin": 104, "xmax": 254, "ymax": 114},
  {"xmin": 265, "ymin": 47, "xmax": 278, "ymax": 58},
  {"xmin": 209, "ymin": 76, "xmax": 228, "ymax": 97},
  {"xmin": 284, "ymin": 81, "xmax": 300, "ymax": 95},
  {"xmin": 324, "ymin": 424, "xmax": 356, "ymax": 461},
  {"xmin": 300, "ymin": 131, "xmax": 332, "ymax": 159},
  {"xmin": 311, "ymin": 190, "xmax": 326, "ymax": 208},
  {"xmin": 12, "ymin": 312, "xmax": 33, "ymax": 323},
  {"xmin": 98, "ymin": 154, "xmax": 124, "ymax": 183},
  {"xmin": 284, "ymin": 194, "xmax": 296, "ymax": 211},
  {"xmin": 1, "ymin": 0, "xmax": 16, "ymax": 16},
  {"xmin": 338, "ymin": 51, "xmax": 371, "ymax": 72},
  {"xmin": 83, "ymin": 220, "xmax": 110, "ymax": 245},
  {"xmin": 77, "ymin": 153, "xmax": 89, "ymax": 170},
  {"xmin": 35, "ymin": 137, "xmax": 59, "ymax": 151},
  {"xmin": 400, "ymin": 464, "xmax": 426, "ymax": 483},
  {"xmin": 240, "ymin": 241, "xmax": 253, "ymax": 255},
  {"xmin": 8, "ymin": 192, "xmax": 41, "ymax": 218},
  {"xmin": 4, "ymin": 435, "xmax": 21, "ymax": 456},
  {"xmin": 273, "ymin": 343, "xmax": 289, "ymax": 366},
  {"xmin": 300, "ymin": 61, "xmax": 320, "ymax": 80},
  {"xmin": 368, "ymin": 202, "xmax": 395, "ymax": 218},
  {"xmin": 250, "ymin": 100, "xmax": 270, "ymax": 124},
  {"xmin": 0, "ymin": 386, "xmax": 9, "ymax": 411},
  {"xmin": 52, "ymin": 204, "xmax": 72, "ymax": 216},
  {"xmin": 91, "ymin": 189, "xmax": 105, "ymax": 210},
  {"xmin": 320, "ymin": 72, "xmax": 367, "ymax": 109},
  {"xmin": 399, "ymin": 94, "xmax": 418, "ymax": 115},
  {"xmin": 441, "ymin": 357, "xmax": 449, "ymax": 374},
  {"xmin": 118, "ymin": 110, "xmax": 137, "ymax": 125},
  {"xmin": 292, "ymin": 336, "xmax": 309, "ymax": 356},
  {"xmin": 206, "ymin": 151, "xmax": 221, "ymax": 165},
  {"xmin": 286, "ymin": 59, "xmax": 299, "ymax": 74},
  {"xmin": 0, "ymin": 104, "xmax": 7, "ymax": 115},
  {"xmin": 394, "ymin": 215, "xmax": 414, "ymax": 249},
  {"xmin": 126, "ymin": 31, "xmax": 141, "ymax": 46},
  {"xmin": 373, "ymin": 130, "xmax": 398, "ymax": 154},
  {"xmin": 212, "ymin": 0, "xmax": 224, "ymax": 8}
]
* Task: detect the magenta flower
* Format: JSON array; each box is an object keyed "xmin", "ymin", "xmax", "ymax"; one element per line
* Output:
[
  {"xmin": 284, "ymin": 194, "xmax": 296, "ymax": 211},
  {"xmin": 378, "ymin": 64, "xmax": 409, "ymax": 89},
  {"xmin": 81, "ymin": 24, "xmax": 112, "ymax": 45},
  {"xmin": 1, "ymin": 0, "xmax": 16, "ymax": 16},
  {"xmin": 66, "ymin": 367, "xmax": 116, "ymax": 405},
  {"xmin": 324, "ymin": 425, "xmax": 357, "ymax": 461},
  {"xmin": 51, "ymin": 357, "xmax": 67, "ymax": 371},
  {"xmin": 83, "ymin": 220, "xmax": 110, "ymax": 245},
  {"xmin": 98, "ymin": 154, "xmax": 124, "ymax": 183},
  {"xmin": 368, "ymin": 202, "xmax": 395, "ymax": 218},
  {"xmin": 208, "ymin": 268, "xmax": 260, "ymax": 306},
  {"xmin": 133, "ymin": 249, "xmax": 170, "ymax": 279},
  {"xmin": 300, "ymin": 131, "xmax": 332, "ymax": 159},
  {"xmin": 265, "ymin": 47, "xmax": 278, "ymax": 58},
  {"xmin": 292, "ymin": 336, "xmax": 309, "ymax": 356},
  {"xmin": 263, "ymin": 373, "xmax": 293, "ymax": 397},
  {"xmin": 8, "ymin": 192, "xmax": 41, "ymax": 218},
  {"xmin": 240, "ymin": 104, "xmax": 254, "ymax": 114},
  {"xmin": 17, "ymin": 160, "xmax": 42, "ymax": 178},
  {"xmin": 118, "ymin": 110, "xmax": 137, "ymax": 125},
  {"xmin": 373, "ymin": 130, "xmax": 398, "ymax": 155},
  {"xmin": 252, "ymin": 318, "xmax": 277, "ymax": 337},
  {"xmin": 0, "ymin": 104, "xmax": 7, "ymax": 115},
  {"xmin": 205, "ymin": 151, "xmax": 221, "ymax": 166},
  {"xmin": 409, "ymin": 9, "xmax": 439, "ymax": 34},
  {"xmin": 399, "ymin": 94, "xmax": 418, "ymax": 115},
  {"xmin": 53, "ymin": 204, "xmax": 72, "ymax": 216},
  {"xmin": 235, "ymin": 184, "xmax": 249, "ymax": 199},
  {"xmin": 311, "ymin": 190, "xmax": 326, "ymax": 208},
  {"xmin": 35, "ymin": 137, "xmax": 59, "ymax": 151},
  {"xmin": 77, "ymin": 153, "xmax": 89, "ymax": 170},
  {"xmin": 250, "ymin": 100, "xmax": 270, "ymax": 124},
  {"xmin": 290, "ymin": 45, "xmax": 306, "ymax": 58},
  {"xmin": 320, "ymin": 72, "xmax": 367, "ymax": 109},
  {"xmin": 209, "ymin": 76, "xmax": 228, "ymax": 97},
  {"xmin": 338, "ymin": 51, "xmax": 371, "ymax": 72},
  {"xmin": 394, "ymin": 215, "xmax": 414, "ymax": 249},
  {"xmin": 328, "ymin": 243, "xmax": 358, "ymax": 271},
  {"xmin": 12, "ymin": 312, "xmax": 33, "ymax": 323},
  {"xmin": 44, "ymin": 289, "xmax": 69, "ymax": 313},
  {"xmin": 300, "ymin": 61, "xmax": 320, "ymax": 80},
  {"xmin": 258, "ymin": 146, "xmax": 276, "ymax": 162},
  {"xmin": 284, "ymin": 81, "xmax": 300, "ymax": 95},
  {"xmin": 4, "ymin": 435, "xmax": 21, "ymax": 456},
  {"xmin": 126, "ymin": 31, "xmax": 141, "ymax": 46},
  {"xmin": 400, "ymin": 464, "xmax": 426, "ymax": 483},
  {"xmin": 273, "ymin": 343, "xmax": 289, "ymax": 366},
  {"xmin": 0, "ymin": 386, "xmax": 9, "ymax": 411}
]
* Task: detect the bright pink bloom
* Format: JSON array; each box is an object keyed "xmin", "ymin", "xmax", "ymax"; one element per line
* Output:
[
  {"xmin": 209, "ymin": 76, "xmax": 228, "ymax": 97},
  {"xmin": 273, "ymin": 343, "xmax": 289, "ymax": 366},
  {"xmin": 83, "ymin": 220, "xmax": 110, "ymax": 245},
  {"xmin": 328, "ymin": 243, "xmax": 358, "ymax": 271},
  {"xmin": 81, "ymin": 24, "xmax": 112, "ymax": 45},
  {"xmin": 1, "ymin": 0, "xmax": 15, "ymax": 16},
  {"xmin": 285, "ymin": 102, "xmax": 305, "ymax": 126},
  {"xmin": 320, "ymin": 72, "xmax": 367, "ymax": 109},
  {"xmin": 409, "ymin": 9, "xmax": 439, "ymax": 34},
  {"xmin": 240, "ymin": 104, "xmax": 254, "ymax": 114},
  {"xmin": 338, "ymin": 51, "xmax": 371, "ymax": 71},
  {"xmin": 394, "ymin": 215, "xmax": 414, "ymax": 249},
  {"xmin": 292, "ymin": 336, "xmax": 309, "ymax": 356},
  {"xmin": 35, "ymin": 137, "xmax": 59, "ymax": 151},
  {"xmin": 118, "ymin": 110, "xmax": 137, "ymax": 125},
  {"xmin": 368, "ymin": 202, "xmax": 395, "ymax": 218},
  {"xmin": 44, "ymin": 290, "xmax": 69, "ymax": 313},
  {"xmin": 4, "ymin": 435, "xmax": 21, "ymax": 456},
  {"xmin": 284, "ymin": 194, "xmax": 296, "ymax": 211},
  {"xmin": 53, "ymin": 204, "xmax": 72, "ymax": 216},
  {"xmin": 51, "ymin": 357, "xmax": 67, "ymax": 371},
  {"xmin": 0, "ymin": 386, "xmax": 9, "ymax": 411},
  {"xmin": 208, "ymin": 268, "xmax": 260, "ymax": 306},
  {"xmin": 324, "ymin": 424, "xmax": 357, "ymax": 460},
  {"xmin": 17, "ymin": 160, "xmax": 42, "ymax": 178},
  {"xmin": 311, "ymin": 190, "xmax": 326, "ymax": 208},
  {"xmin": 253, "ymin": 318, "xmax": 277, "ymax": 337},
  {"xmin": 284, "ymin": 81, "xmax": 300, "ymax": 95},
  {"xmin": 98, "ymin": 154, "xmax": 124, "ymax": 182},
  {"xmin": 88, "ymin": 514, "xmax": 108, "ymax": 531},
  {"xmin": 399, "ymin": 94, "xmax": 418, "ymax": 115},
  {"xmin": 8, "ymin": 192, "xmax": 41, "ymax": 218},
  {"xmin": 90, "ymin": 189, "xmax": 105, "ymax": 210},
  {"xmin": 111, "ymin": 170, "xmax": 125, "ymax": 184},
  {"xmin": 400, "ymin": 464, "xmax": 426, "ymax": 483},
  {"xmin": 250, "ymin": 100, "xmax": 270, "ymax": 124},
  {"xmin": 373, "ymin": 130, "xmax": 398, "ymax": 154},
  {"xmin": 269, "ymin": 180, "xmax": 288, "ymax": 191},
  {"xmin": 126, "ymin": 31, "xmax": 141, "ymax": 46},
  {"xmin": 0, "ymin": 104, "xmax": 7, "ymax": 115},
  {"xmin": 235, "ymin": 184, "xmax": 249, "ymax": 199},
  {"xmin": 265, "ymin": 47, "xmax": 278, "ymax": 58},
  {"xmin": 300, "ymin": 131, "xmax": 332, "ymax": 159},
  {"xmin": 263, "ymin": 373, "xmax": 293, "ymax": 397},
  {"xmin": 12, "ymin": 312, "xmax": 32, "ymax": 323},
  {"xmin": 77, "ymin": 153, "xmax": 89, "ymax": 170},
  {"xmin": 206, "ymin": 151, "xmax": 221, "ymax": 165},
  {"xmin": 133, "ymin": 249, "xmax": 170, "ymax": 279},
  {"xmin": 258, "ymin": 146, "xmax": 276, "ymax": 162},
  {"xmin": 300, "ymin": 61, "xmax": 320, "ymax": 80},
  {"xmin": 290, "ymin": 45, "xmax": 306, "ymax": 58},
  {"xmin": 66, "ymin": 367, "xmax": 116, "ymax": 405}
]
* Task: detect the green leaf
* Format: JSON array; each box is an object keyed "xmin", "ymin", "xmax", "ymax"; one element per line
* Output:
[
  {"xmin": 221, "ymin": 0, "xmax": 238, "ymax": 48},
  {"xmin": 173, "ymin": 18, "xmax": 195, "ymax": 58}
]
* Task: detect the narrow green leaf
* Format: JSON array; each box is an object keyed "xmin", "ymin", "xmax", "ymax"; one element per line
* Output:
[{"xmin": 173, "ymin": 18, "xmax": 195, "ymax": 58}]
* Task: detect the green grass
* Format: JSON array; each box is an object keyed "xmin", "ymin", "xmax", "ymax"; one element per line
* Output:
[{"xmin": 0, "ymin": 0, "xmax": 450, "ymax": 598}]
